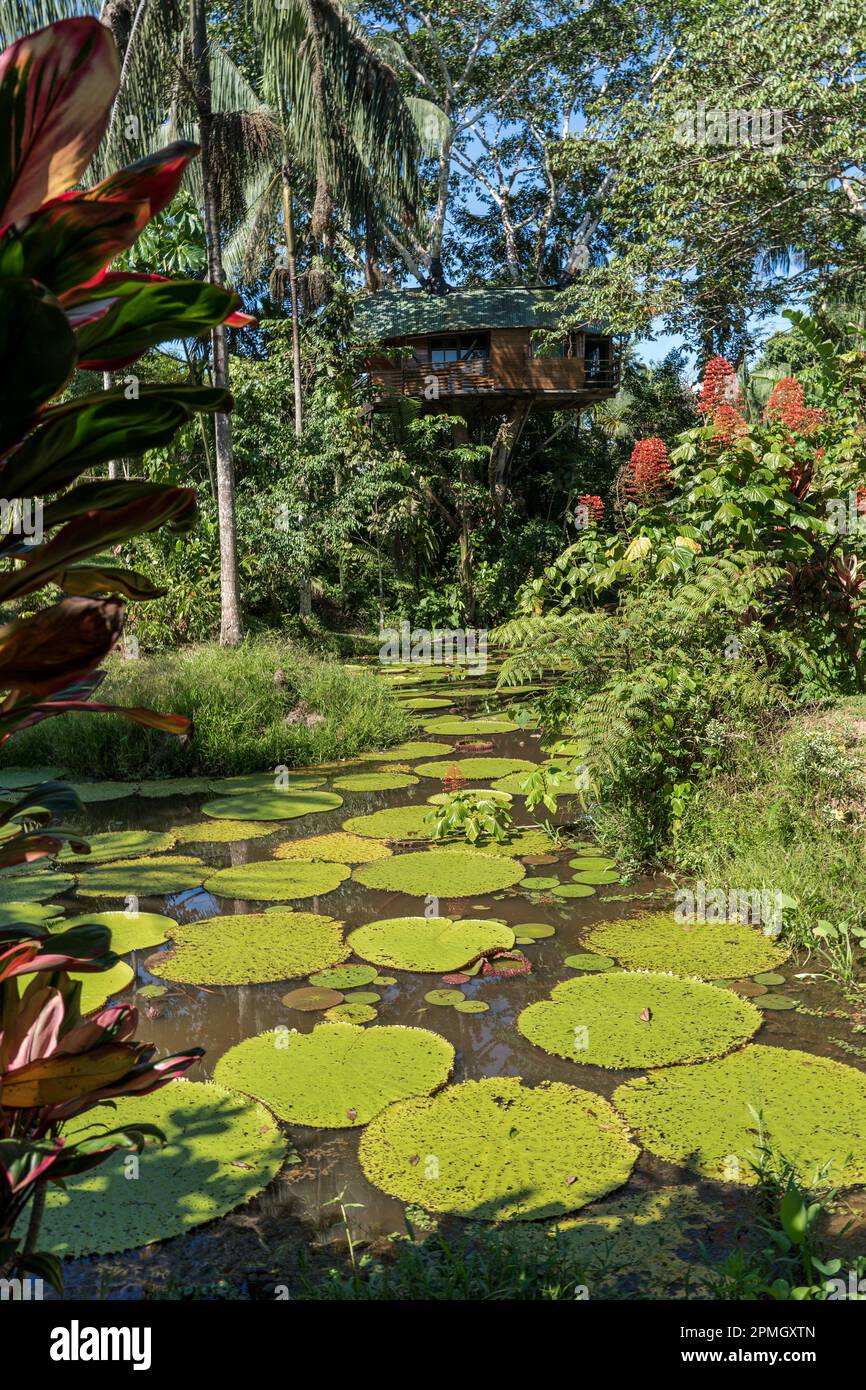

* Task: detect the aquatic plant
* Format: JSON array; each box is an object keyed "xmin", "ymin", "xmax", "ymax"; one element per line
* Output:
[
  {"xmin": 347, "ymin": 915, "xmax": 514, "ymax": 972},
  {"xmin": 359, "ymin": 1077, "xmax": 638, "ymax": 1220},
  {"xmin": 414, "ymin": 757, "xmax": 536, "ymax": 781},
  {"xmin": 375, "ymin": 741, "xmax": 454, "ymax": 760},
  {"xmin": 342, "ymin": 804, "xmax": 433, "ymax": 840},
  {"xmin": 73, "ymin": 855, "xmax": 207, "ymax": 899},
  {"xmin": 214, "ymin": 1023, "xmax": 454, "ymax": 1127},
  {"xmin": 58, "ymin": 910, "xmax": 175, "ymax": 955},
  {"xmin": 201, "ymin": 789, "xmax": 344, "ymax": 821},
  {"xmin": 421, "ymin": 717, "xmax": 519, "ymax": 735},
  {"xmin": 331, "ymin": 772, "xmax": 419, "ymax": 791},
  {"xmin": 172, "ymin": 820, "xmax": 276, "ymax": 844},
  {"xmin": 353, "ymin": 849, "xmax": 525, "ymax": 898},
  {"xmin": 203, "ymin": 859, "xmax": 350, "ymax": 902},
  {"xmin": 309, "ymin": 964, "xmax": 379, "ymax": 989},
  {"xmin": 152, "ymin": 911, "xmax": 349, "ymax": 985},
  {"xmin": 72, "ymin": 960, "xmax": 135, "ymax": 1014},
  {"xmin": 33, "ymin": 1081, "xmax": 285, "ymax": 1257},
  {"xmin": 518, "ymin": 971, "xmax": 762, "ymax": 1068},
  {"xmin": 0, "ymin": 869, "xmax": 75, "ymax": 903},
  {"xmin": 60, "ymin": 830, "xmax": 176, "ymax": 861},
  {"xmin": 275, "ymin": 831, "xmax": 392, "ymax": 863},
  {"xmin": 586, "ymin": 913, "xmax": 790, "ymax": 979},
  {"xmin": 424, "ymin": 788, "xmax": 514, "ymax": 845},
  {"xmin": 614, "ymin": 1045, "xmax": 866, "ymax": 1185}
]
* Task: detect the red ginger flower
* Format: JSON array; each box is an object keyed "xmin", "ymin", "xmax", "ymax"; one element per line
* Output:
[
  {"xmin": 576, "ymin": 493, "xmax": 605, "ymax": 526},
  {"xmin": 697, "ymin": 356, "xmax": 748, "ymax": 445},
  {"xmin": 623, "ymin": 437, "xmax": 671, "ymax": 502},
  {"xmin": 762, "ymin": 376, "xmax": 826, "ymax": 435}
]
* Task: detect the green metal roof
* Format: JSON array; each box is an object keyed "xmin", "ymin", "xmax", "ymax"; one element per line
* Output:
[{"xmin": 353, "ymin": 286, "xmax": 570, "ymax": 341}]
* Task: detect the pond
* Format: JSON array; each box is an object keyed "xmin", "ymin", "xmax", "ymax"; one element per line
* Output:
[{"xmin": 18, "ymin": 657, "xmax": 866, "ymax": 1298}]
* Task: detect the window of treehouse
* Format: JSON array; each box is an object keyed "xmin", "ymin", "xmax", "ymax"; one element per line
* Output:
[
  {"xmin": 426, "ymin": 334, "xmax": 490, "ymax": 363},
  {"xmin": 530, "ymin": 330, "xmax": 579, "ymax": 358},
  {"xmin": 584, "ymin": 335, "xmax": 611, "ymax": 380}
]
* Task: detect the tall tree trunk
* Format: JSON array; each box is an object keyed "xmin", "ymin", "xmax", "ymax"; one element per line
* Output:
[
  {"xmin": 280, "ymin": 157, "xmax": 311, "ymax": 618},
  {"xmin": 489, "ymin": 399, "xmax": 534, "ymax": 513},
  {"xmin": 104, "ymin": 370, "xmax": 119, "ymax": 479},
  {"xmin": 191, "ymin": 0, "xmax": 243, "ymax": 646}
]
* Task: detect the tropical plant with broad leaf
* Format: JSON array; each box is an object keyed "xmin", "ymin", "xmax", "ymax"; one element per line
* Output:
[{"xmin": 0, "ymin": 12, "xmax": 254, "ymax": 1283}]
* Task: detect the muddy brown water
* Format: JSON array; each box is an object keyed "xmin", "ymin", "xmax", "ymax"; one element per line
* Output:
[{"xmin": 51, "ymin": 664, "xmax": 866, "ymax": 1291}]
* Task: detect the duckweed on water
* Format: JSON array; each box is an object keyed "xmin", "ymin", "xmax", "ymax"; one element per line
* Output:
[
  {"xmin": 348, "ymin": 915, "xmax": 515, "ymax": 972},
  {"xmin": 517, "ymin": 972, "xmax": 762, "ymax": 1069},
  {"xmin": 614, "ymin": 1045, "xmax": 866, "ymax": 1186},
  {"xmin": 34, "ymin": 1082, "xmax": 285, "ymax": 1256},
  {"xmin": 213, "ymin": 1022, "xmax": 454, "ymax": 1128},
  {"xmin": 201, "ymin": 789, "xmax": 343, "ymax": 821},
  {"xmin": 274, "ymin": 831, "xmax": 392, "ymax": 863},
  {"xmin": 358, "ymin": 1077, "xmax": 638, "ymax": 1221},
  {"xmin": 586, "ymin": 913, "xmax": 790, "ymax": 980},
  {"xmin": 203, "ymin": 859, "xmax": 350, "ymax": 902},
  {"xmin": 152, "ymin": 911, "xmax": 349, "ymax": 985},
  {"xmin": 352, "ymin": 849, "xmax": 525, "ymax": 898}
]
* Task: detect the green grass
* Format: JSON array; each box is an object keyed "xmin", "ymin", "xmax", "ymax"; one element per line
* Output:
[
  {"xmin": 4, "ymin": 640, "xmax": 410, "ymax": 778},
  {"xmin": 675, "ymin": 700, "xmax": 866, "ymax": 944}
]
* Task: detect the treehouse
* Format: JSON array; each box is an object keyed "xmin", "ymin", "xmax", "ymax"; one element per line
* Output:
[{"xmin": 355, "ymin": 286, "xmax": 619, "ymax": 414}]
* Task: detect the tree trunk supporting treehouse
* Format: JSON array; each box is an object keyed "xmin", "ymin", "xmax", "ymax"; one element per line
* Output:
[{"xmin": 489, "ymin": 397, "xmax": 535, "ymax": 511}]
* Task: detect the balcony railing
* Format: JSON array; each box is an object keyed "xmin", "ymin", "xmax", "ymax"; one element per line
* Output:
[{"xmin": 370, "ymin": 353, "xmax": 620, "ymax": 397}]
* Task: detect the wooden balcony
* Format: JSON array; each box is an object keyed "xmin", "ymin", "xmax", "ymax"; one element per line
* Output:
[{"xmin": 369, "ymin": 352, "xmax": 619, "ymax": 408}]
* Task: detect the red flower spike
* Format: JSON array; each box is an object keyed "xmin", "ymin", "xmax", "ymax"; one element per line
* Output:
[{"xmin": 623, "ymin": 437, "xmax": 671, "ymax": 502}]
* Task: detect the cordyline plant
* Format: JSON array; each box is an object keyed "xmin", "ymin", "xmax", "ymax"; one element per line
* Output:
[{"xmin": 0, "ymin": 14, "xmax": 257, "ymax": 1285}]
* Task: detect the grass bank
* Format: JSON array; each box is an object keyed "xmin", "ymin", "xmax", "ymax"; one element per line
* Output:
[
  {"xmin": 675, "ymin": 700, "xmax": 866, "ymax": 946},
  {"xmin": 4, "ymin": 639, "xmax": 409, "ymax": 778}
]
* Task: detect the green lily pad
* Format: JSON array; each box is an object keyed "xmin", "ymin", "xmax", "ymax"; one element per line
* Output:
[
  {"xmin": 74, "ymin": 856, "xmax": 207, "ymax": 899},
  {"xmin": 331, "ymin": 772, "xmax": 419, "ymax": 792},
  {"xmin": 60, "ymin": 830, "xmax": 176, "ymax": 862},
  {"xmin": 0, "ymin": 869, "xmax": 75, "ymax": 903},
  {"xmin": 136, "ymin": 983, "xmax": 168, "ymax": 1000},
  {"xmin": 490, "ymin": 773, "xmax": 533, "ymax": 796},
  {"xmin": 758, "ymin": 994, "xmax": 797, "ymax": 1010},
  {"xmin": 564, "ymin": 953, "xmax": 615, "ymax": 972},
  {"xmin": 74, "ymin": 960, "xmax": 135, "ymax": 1014},
  {"xmin": 414, "ymin": 757, "xmax": 536, "ymax": 781},
  {"xmin": 282, "ymin": 985, "xmax": 344, "ymax": 1011},
  {"xmin": 359, "ymin": 1077, "xmax": 638, "ymax": 1221},
  {"xmin": 0, "ymin": 901, "xmax": 62, "ymax": 927},
  {"xmin": 520, "ymin": 876, "xmax": 560, "ymax": 891},
  {"xmin": 353, "ymin": 849, "xmax": 525, "ymax": 898},
  {"xmin": 152, "ymin": 910, "xmax": 349, "ymax": 985},
  {"xmin": 275, "ymin": 831, "xmax": 392, "ymax": 864},
  {"xmin": 173, "ymin": 820, "xmax": 276, "ymax": 844},
  {"xmin": 33, "ymin": 1081, "xmax": 285, "ymax": 1255},
  {"xmin": 516, "ymin": 922, "xmax": 556, "ymax": 940},
  {"xmin": 136, "ymin": 778, "xmax": 214, "ymax": 798},
  {"xmin": 552, "ymin": 883, "xmax": 596, "ymax": 899},
  {"xmin": 427, "ymin": 788, "xmax": 513, "ymax": 807},
  {"xmin": 374, "ymin": 975, "xmax": 397, "ymax": 986},
  {"xmin": 424, "ymin": 988, "xmax": 465, "ymax": 1006},
  {"xmin": 207, "ymin": 773, "xmax": 325, "ymax": 794},
  {"xmin": 454, "ymin": 999, "xmax": 488, "ymax": 1014},
  {"xmin": 214, "ymin": 1023, "xmax": 454, "ymax": 1128},
  {"xmin": 399, "ymin": 697, "xmax": 452, "ymax": 710},
  {"xmin": 568, "ymin": 857, "xmax": 616, "ymax": 872},
  {"xmin": 753, "ymin": 972, "xmax": 786, "ymax": 986},
  {"xmin": 571, "ymin": 868, "xmax": 621, "ymax": 885},
  {"xmin": 375, "ymin": 741, "xmax": 454, "ymax": 760},
  {"xmin": 58, "ymin": 910, "xmax": 175, "ymax": 955},
  {"xmin": 421, "ymin": 717, "xmax": 518, "ymax": 735},
  {"xmin": 348, "ymin": 915, "xmax": 514, "ymax": 973},
  {"xmin": 203, "ymin": 860, "xmax": 350, "ymax": 902},
  {"xmin": 586, "ymin": 913, "xmax": 790, "ymax": 980},
  {"xmin": 342, "ymin": 805, "xmax": 433, "ymax": 841},
  {"xmin": 614, "ymin": 1045, "xmax": 866, "ymax": 1186},
  {"xmin": 310, "ymin": 964, "xmax": 380, "ymax": 989},
  {"xmin": 325, "ymin": 1002, "xmax": 378, "ymax": 1023},
  {"xmin": 201, "ymin": 790, "xmax": 343, "ymax": 821},
  {"xmin": 0, "ymin": 765, "xmax": 65, "ymax": 788},
  {"xmin": 68, "ymin": 782, "xmax": 139, "ymax": 802},
  {"xmin": 518, "ymin": 972, "xmax": 762, "ymax": 1069},
  {"xmin": 341, "ymin": 990, "xmax": 381, "ymax": 1005}
]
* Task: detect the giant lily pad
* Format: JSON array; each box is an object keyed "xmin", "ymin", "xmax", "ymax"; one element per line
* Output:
[
  {"xmin": 68, "ymin": 782, "xmax": 139, "ymax": 802},
  {"xmin": 413, "ymin": 757, "xmax": 536, "ymax": 781},
  {"xmin": 586, "ymin": 913, "xmax": 790, "ymax": 980},
  {"xmin": 0, "ymin": 765, "xmax": 65, "ymax": 788},
  {"xmin": 34, "ymin": 1081, "xmax": 285, "ymax": 1255},
  {"xmin": 359, "ymin": 1077, "xmax": 638, "ymax": 1221},
  {"xmin": 136, "ymin": 777, "xmax": 214, "ymax": 798},
  {"xmin": 421, "ymin": 717, "xmax": 518, "ymax": 735},
  {"xmin": 464, "ymin": 828, "xmax": 556, "ymax": 858},
  {"xmin": 490, "ymin": 773, "xmax": 533, "ymax": 796},
  {"xmin": 347, "ymin": 915, "xmax": 514, "ymax": 972},
  {"xmin": 342, "ymin": 805, "xmax": 433, "ymax": 841},
  {"xmin": 0, "ymin": 869, "xmax": 74, "ymax": 903},
  {"xmin": 0, "ymin": 901, "xmax": 62, "ymax": 927},
  {"xmin": 152, "ymin": 910, "xmax": 349, "ymax": 985},
  {"xmin": 201, "ymin": 789, "xmax": 343, "ymax": 821},
  {"xmin": 353, "ymin": 849, "xmax": 525, "ymax": 898},
  {"xmin": 58, "ymin": 910, "xmax": 175, "ymax": 955},
  {"xmin": 74, "ymin": 856, "xmax": 207, "ymax": 899},
  {"xmin": 207, "ymin": 773, "xmax": 325, "ymax": 794},
  {"xmin": 203, "ymin": 860, "xmax": 350, "ymax": 902},
  {"xmin": 60, "ymin": 830, "xmax": 177, "ymax": 862},
  {"xmin": 331, "ymin": 772, "xmax": 419, "ymax": 792},
  {"xmin": 214, "ymin": 1022, "xmax": 454, "ymax": 1128},
  {"xmin": 74, "ymin": 960, "xmax": 135, "ymax": 1014},
  {"xmin": 399, "ymin": 697, "xmax": 451, "ymax": 710},
  {"xmin": 614, "ymin": 1045, "xmax": 866, "ymax": 1186},
  {"xmin": 274, "ymin": 831, "xmax": 392, "ymax": 864},
  {"xmin": 518, "ymin": 972, "xmax": 762, "ymax": 1069},
  {"xmin": 173, "ymin": 820, "xmax": 276, "ymax": 844},
  {"xmin": 309, "ymin": 964, "xmax": 379, "ymax": 989}
]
